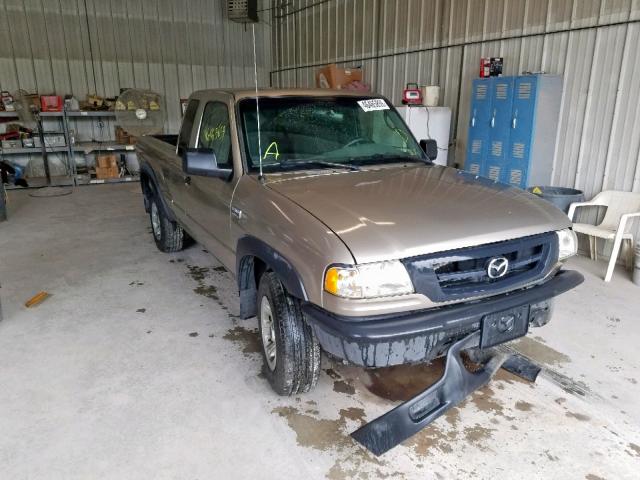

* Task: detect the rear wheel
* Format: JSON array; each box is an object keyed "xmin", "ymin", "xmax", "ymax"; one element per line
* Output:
[
  {"xmin": 149, "ymin": 196, "xmax": 184, "ymax": 253},
  {"xmin": 257, "ymin": 272, "xmax": 320, "ymax": 395}
]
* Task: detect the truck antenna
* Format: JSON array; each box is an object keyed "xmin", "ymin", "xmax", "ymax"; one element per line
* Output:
[{"xmin": 251, "ymin": 23, "xmax": 264, "ymax": 181}]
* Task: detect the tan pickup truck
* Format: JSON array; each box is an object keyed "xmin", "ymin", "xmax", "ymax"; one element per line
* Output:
[{"xmin": 136, "ymin": 89, "xmax": 583, "ymax": 453}]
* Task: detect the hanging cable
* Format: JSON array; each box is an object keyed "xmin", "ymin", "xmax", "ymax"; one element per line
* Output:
[{"xmin": 251, "ymin": 24, "xmax": 263, "ymax": 180}]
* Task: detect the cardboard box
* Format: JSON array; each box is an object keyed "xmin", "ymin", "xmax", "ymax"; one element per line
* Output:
[
  {"xmin": 115, "ymin": 126, "xmax": 130, "ymax": 145},
  {"xmin": 97, "ymin": 154, "xmax": 118, "ymax": 169},
  {"xmin": 95, "ymin": 166, "xmax": 119, "ymax": 179},
  {"xmin": 316, "ymin": 64, "xmax": 363, "ymax": 89}
]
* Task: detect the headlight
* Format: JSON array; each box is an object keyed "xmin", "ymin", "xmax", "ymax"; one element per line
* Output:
[
  {"xmin": 324, "ymin": 260, "xmax": 414, "ymax": 299},
  {"xmin": 556, "ymin": 228, "xmax": 578, "ymax": 260}
]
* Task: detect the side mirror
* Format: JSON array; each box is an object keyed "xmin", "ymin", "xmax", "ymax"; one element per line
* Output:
[
  {"xmin": 182, "ymin": 149, "xmax": 232, "ymax": 180},
  {"xmin": 419, "ymin": 139, "xmax": 438, "ymax": 161}
]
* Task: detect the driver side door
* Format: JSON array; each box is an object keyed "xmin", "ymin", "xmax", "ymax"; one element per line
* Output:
[{"xmin": 180, "ymin": 100, "xmax": 238, "ymax": 269}]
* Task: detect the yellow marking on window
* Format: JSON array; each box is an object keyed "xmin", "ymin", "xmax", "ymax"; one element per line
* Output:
[
  {"xmin": 201, "ymin": 123, "xmax": 226, "ymax": 144},
  {"xmin": 263, "ymin": 141, "xmax": 280, "ymax": 160}
]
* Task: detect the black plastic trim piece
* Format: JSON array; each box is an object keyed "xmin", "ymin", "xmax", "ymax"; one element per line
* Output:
[
  {"xmin": 235, "ymin": 236, "xmax": 309, "ymax": 302},
  {"xmin": 139, "ymin": 162, "xmax": 177, "ymax": 222},
  {"xmin": 401, "ymin": 232, "xmax": 558, "ymax": 302},
  {"xmin": 351, "ymin": 331, "xmax": 508, "ymax": 456},
  {"xmin": 303, "ymin": 270, "xmax": 583, "ymax": 342}
]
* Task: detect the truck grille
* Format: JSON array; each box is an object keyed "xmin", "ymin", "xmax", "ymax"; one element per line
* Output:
[{"xmin": 401, "ymin": 232, "xmax": 558, "ymax": 302}]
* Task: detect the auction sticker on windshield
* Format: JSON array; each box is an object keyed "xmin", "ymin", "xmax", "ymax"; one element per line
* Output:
[{"xmin": 357, "ymin": 99, "xmax": 390, "ymax": 112}]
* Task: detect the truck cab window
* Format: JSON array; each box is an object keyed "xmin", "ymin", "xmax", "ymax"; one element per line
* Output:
[
  {"xmin": 198, "ymin": 102, "xmax": 232, "ymax": 169},
  {"xmin": 178, "ymin": 99, "xmax": 200, "ymax": 154}
]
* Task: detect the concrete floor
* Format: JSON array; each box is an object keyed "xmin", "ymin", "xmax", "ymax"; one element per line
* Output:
[{"xmin": 1, "ymin": 184, "xmax": 639, "ymax": 480}]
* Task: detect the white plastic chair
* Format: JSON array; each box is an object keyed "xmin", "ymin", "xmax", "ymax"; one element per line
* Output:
[{"xmin": 568, "ymin": 191, "xmax": 640, "ymax": 282}]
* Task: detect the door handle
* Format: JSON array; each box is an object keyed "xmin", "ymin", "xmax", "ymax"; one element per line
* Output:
[
  {"xmin": 184, "ymin": 176, "xmax": 191, "ymax": 185},
  {"xmin": 512, "ymin": 118, "xmax": 517, "ymax": 129},
  {"xmin": 231, "ymin": 206, "xmax": 243, "ymax": 220},
  {"xmin": 490, "ymin": 116, "xmax": 495, "ymax": 128},
  {"xmin": 471, "ymin": 117, "xmax": 476, "ymax": 127}
]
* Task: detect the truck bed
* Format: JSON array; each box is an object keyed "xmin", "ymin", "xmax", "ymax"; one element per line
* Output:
[
  {"xmin": 136, "ymin": 134, "xmax": 179, "ymax": 162},
  {"xmin": 151, "ymin": 134, "xmax": 178, "ymax": 146}
]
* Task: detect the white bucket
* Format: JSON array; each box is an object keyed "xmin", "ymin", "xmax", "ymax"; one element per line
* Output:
[{"xmin": 421, "ymin": 85, "xmax": 440, "ymax": 106}]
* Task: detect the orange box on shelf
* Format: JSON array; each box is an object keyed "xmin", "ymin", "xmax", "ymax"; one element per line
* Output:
[
  {"xmin": 115, "ymin": 126, "xmax": 130, "ymax": 145},
  {"xmin": 96, "ymin": 154, "xmax": 118, "ymax": 169},
  {"xmin": 95, "ymin": 166, "xmax": 119, "ymax": 179},
  {"xmin": 315, "ymin": 64, "xmax": 363, "ymax": 89}
]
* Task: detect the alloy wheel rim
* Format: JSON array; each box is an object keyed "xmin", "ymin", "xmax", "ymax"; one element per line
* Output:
[
  {"xmin": 260, "ymin": 296, "xmax": 277, "ymax": 371},
  {"xmin": 151, "ymin": 202, "xmax": 161, "ymax": 240}
]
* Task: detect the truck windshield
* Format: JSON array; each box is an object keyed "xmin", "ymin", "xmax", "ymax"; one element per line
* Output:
[{"xmin": 238, "ymin": 96, "xmax": 425, "ymax": 172}]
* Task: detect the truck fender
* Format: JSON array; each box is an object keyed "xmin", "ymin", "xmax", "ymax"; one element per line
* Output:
[
  {"xmin": 236, "ymin": 236, "xmax": 309, "ymax": 319},
  {"xmin": 139, "ymin": 162, "xmax": 177, "ymax": 222}
]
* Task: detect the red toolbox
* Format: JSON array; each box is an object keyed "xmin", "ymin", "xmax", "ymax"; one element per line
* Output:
[{"xmin": 40, "ymin": 95, "xmax": 63, "ymax": 112}]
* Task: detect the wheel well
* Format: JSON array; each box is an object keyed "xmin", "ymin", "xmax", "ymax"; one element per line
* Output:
[
  {"xmin": 238, "ymin": 255, "xmax": 270, "ymax": 319},
  {"xmin": 139, "ymin": 171, "xmax": 154, "ymax": 214},
  {"xmin": 140, "ymin": 171, "xmax": 153, "ymax": 197},
  {"xmin": 254, "ymin": 257, "xmax": 268, "ymax": 287},
  {"xmin": 235, "ymin": 237, "xmax": 309, "ymax": 318}
]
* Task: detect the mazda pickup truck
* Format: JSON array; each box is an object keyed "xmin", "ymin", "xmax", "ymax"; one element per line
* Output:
[{"xmin": 136, "ymin": 89, "xmax": 583, "ymax": 453}]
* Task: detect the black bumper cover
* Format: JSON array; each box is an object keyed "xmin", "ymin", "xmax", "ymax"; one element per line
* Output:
[{"xmin": 302, "ymin": 270, "xmax": 584, "ymax": 367}]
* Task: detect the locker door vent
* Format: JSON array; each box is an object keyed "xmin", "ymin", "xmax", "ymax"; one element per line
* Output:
[
  {"xmin": 510, "ymin": 169, "xmax": 523, "ymax": 186},
  {"xmin": 471, "ymin": 139, "xmax": 482, "ymax": 154},
  {"xmin": 488, "ymin": 166, "xmax": 501, "ymax": 180},
  {"xmin": 491, "ymin": 141, "xmax": 503, "ymax": 157},
  {"xmin": 469, "ymin": 163, "xmax": 480, "ymax": 175},
  {"xmin": 496, "ymin": 83, "xmax": 508, "ymax": 100},
  {"xmin": 475, "ymin": 84, "xmax": 488, "ymax": 99},
  {"xmin": 518, "ymin": 82, "xmax": 532, "ymax": 99},
  {"xmin": 512, "ymin": 142, "xmax": 525, "ymax": 158}
]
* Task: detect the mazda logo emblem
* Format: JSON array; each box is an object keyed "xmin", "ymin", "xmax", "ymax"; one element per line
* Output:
[
  {"xmin": 487, "ymin": 256, "xmax": 509, "ymax": 279},
  {"xmin": 497, "ymin": 314, "xmax": 515, "ymax": 333}
]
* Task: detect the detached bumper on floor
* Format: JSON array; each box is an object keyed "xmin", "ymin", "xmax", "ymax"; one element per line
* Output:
[{"xmin": 302, "ymin": 270, "xmax": 584, "ymax": 367}]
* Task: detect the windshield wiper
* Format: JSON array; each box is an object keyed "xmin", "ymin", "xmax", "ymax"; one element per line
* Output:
[
  {"xmin": 279, "ymin": 159, "xmax": 360, "ymax": 171},
  {"xmin": 347, "ymin": 154, "xmax": 427, "ymax": 165}
]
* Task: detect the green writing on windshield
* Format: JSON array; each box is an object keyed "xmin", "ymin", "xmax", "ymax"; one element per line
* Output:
[{"xmin": 263, "ymin": 141, "xmax": 280, "ymax": 160}]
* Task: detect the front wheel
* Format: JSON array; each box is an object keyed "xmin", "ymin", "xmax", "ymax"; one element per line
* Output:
[
  {"xmin": 257, "ymin": 272, "xmax": 321, "ymax": 395},
  {"xmin": 149, "ymin": 196, "xmax": 184, "ymax": 253}
]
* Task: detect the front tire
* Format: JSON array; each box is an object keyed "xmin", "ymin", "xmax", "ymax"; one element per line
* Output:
[
  {"xmin": 257, "ymin": 272, "xmax": 320, "ymax": 395},
  {"xmin": 149, "ymin": 196, "xmax": 184, "ymax": 253}
]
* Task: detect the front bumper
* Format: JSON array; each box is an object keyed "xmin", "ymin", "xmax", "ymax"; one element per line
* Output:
[{"xmin": 302, "ymin": 269, "xmax": 583, "ymax": 367}]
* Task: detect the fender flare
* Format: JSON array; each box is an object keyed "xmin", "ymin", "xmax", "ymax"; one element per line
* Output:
[
  {"xmin": 236, "ymin": 236, "xmax": 309, "ymax": 318},
  {"xmin": 139, "ymin": 162, "xmax": 177, "ymax": 222}
]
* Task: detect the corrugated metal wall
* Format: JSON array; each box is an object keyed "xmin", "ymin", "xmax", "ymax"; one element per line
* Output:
[
  {"xmin": 271, "ymin": 0, "xmax": 640, "ymax": 261},
  {"xmin": 271, "ymin": 0, "xmax": 640, "ymax": 200},
  {"xmin": 0, "ymin": 0, "xmax": 272, "ymax": 134}
]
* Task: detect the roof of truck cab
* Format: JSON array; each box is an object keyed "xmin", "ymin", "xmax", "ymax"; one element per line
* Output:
[{"xmin": 189, "ymin": 88, "xmax": 377, "ymax": 101}]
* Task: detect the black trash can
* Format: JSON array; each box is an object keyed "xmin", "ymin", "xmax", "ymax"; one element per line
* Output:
[{"xmin": 527, "ymin": 186, "xmax": 584, "ymax": 213}]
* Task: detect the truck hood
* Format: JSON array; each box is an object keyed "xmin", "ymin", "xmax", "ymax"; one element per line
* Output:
[{"xmin": 265, "ymin": 165, "xmax": 571, "ymax": 264}]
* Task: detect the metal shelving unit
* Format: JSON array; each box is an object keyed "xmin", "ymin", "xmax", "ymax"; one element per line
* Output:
[
  {"xmin": 0, "ymin": 146, "xmax": 69, "ymax": 155},
  {"xmin": 1, "ymin": 109, "xmax": 138, "ymax": 186}
]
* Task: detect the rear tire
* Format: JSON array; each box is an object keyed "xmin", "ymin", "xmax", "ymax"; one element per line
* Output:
[
  {"xmin": 257, "ymin": 272, "xmax": 320, "ymax": 395},
  {"xmin": 149, "ymin": 196, "xmax": 184, "ymax": 253}
]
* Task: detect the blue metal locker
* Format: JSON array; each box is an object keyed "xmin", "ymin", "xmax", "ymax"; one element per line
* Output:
[
  {"xmin": 465, "ymin": 79, "xmax": 493, "ymax": 176},
  {"xmin": 483, "ymin": 77, "xmax": 515, "ymax": 181},
  {"xmin": 504, "ymin": 76, "xmax": 538, "ymax": 188},
  {"xmin": 464, "ymin": 74, "xmax": 562, "ymax": 189}
]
